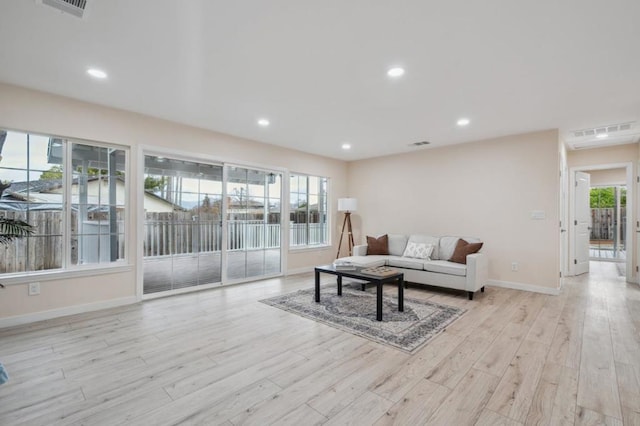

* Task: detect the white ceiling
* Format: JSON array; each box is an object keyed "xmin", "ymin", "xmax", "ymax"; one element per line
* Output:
[{"xmin": 1, "ymin": 0, "xmax": 639, "ymax": 160}]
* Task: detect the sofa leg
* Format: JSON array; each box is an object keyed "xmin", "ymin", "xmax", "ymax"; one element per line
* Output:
[
  {"xmin": 468, "ymin": 291, "xmax": 474, "ymax": 300},
  {"xmin": 481, "ymin": 286, "xmax": 485, "ymax": 293}
]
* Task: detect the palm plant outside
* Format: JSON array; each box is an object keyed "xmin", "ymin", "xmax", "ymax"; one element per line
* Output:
[
  {"xmin": 0, "ymin": 217, "xmax": 34, "ymax": 288},
  {"xmin": 0, "ymin": 217, "xmax": 33, "ymax": 246}
]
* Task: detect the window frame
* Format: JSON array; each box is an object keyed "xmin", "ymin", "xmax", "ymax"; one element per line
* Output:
[
  {"xmin": 288, "ymin": 172, "xmax": 329, "ymax": 250},
  {"xmin": 0, "ymin": 128, "xmax": 130, "ymax": 282}
]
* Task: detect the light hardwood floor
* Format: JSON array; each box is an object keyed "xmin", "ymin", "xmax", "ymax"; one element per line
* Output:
[{"xmin": 0, "ymin": 261, "xmax": 639, "ymax": 425}]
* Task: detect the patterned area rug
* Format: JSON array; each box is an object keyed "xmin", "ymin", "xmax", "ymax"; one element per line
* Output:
[{"xmin": 260, "ymin": 284, "xmax": 466, "ymax": 353}]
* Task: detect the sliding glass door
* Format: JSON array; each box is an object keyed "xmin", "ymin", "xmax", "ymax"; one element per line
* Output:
[
  {"xmin": 143, "ymin": 157, "xmax": 282, "ymax": 294},
  {"xmin": 590, "ymin": 185, "xmax": 626, "ymax": 261},
  {"xmin": 226, "ymin": 166, "xmax": 282, "ymax": 280},
  {"xmin": 143, "ymin": 156, "xmax": 223, "ymax": 294}
]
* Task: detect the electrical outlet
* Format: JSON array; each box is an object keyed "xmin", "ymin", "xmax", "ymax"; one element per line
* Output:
[
  {"xmin": 511, "ymin": 262, "xmax": 518, "ymax": 272},
  {"xmin": 28, "ymin": 282, "xmax": 40, "ymax": 296}
]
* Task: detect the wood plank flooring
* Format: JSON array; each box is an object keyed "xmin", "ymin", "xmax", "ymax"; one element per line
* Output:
[{"xmin": 0, "ymin": 261, "xmax": 639, "ymax": 425}]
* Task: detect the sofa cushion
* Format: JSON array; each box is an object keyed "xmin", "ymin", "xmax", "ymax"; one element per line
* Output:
[
  {"xmin": 423, "ymin": 260, "xmax": 467, "ymax": 276},
  {"xmin": 438, "ymin": 236, "xmax": 481, "ymax": 260},
  {"xmin": 402, "ymin": 241, "xmax": 434, "ymax": 259},
  {"xmin": 388, "ymin": 234, "xmax": 409, "ymax": 256},
  {"xmin": 367, "ymin": 234, "xmax": 389, "ymax": 255},
  {"xmin": 408, "ymin": 235, "xmax": 440, "ymax": 259},
  {"xmin": 387, "ymin": 256, "xmax": 424, "ymax": 270},
  {"xmin": 449, "ymin": 239, "xmax": 483, "ymax": 264},
  {"xmin": 438, "ymin": 237, "xmax": 459, "ymax": 261}
]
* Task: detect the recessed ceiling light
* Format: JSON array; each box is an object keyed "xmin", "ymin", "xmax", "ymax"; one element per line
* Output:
[
  {"xmin": 457, "ymin": 118, "xmax": 470, "ymax": 126},
  {"xmin": 341, "ymin": 143, "xmax": 351, "ymax": 150},
  {"xmin": 87, "ymin": 68, "xmax": 107, "ymax": 79},
  {"xmin": 387, "ymin": 67, "xmax": 405, "ymax": 78},
  {"xmin": 257, "ymin": 118, "xmax": 270, "ymax": 127},
  {"xmin": 596, "ymin": 133, "xmax": 608, "ymax": 139}
]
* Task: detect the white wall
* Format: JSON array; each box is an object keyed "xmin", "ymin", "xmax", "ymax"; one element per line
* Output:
[
  {"xmin": 0, "ymin": 83, "xmax": 348, "ymax": 324},
  {"xmin": 587, "ymin": 168, "xmax": 626, "ymax": 186},
  {"xmin": 348, "ymin": 129, "xmax": 561, "ymax": 291}
]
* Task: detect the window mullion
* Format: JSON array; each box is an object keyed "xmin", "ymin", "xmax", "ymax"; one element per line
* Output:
[{"xmin": 64, "ymin": 140, "xmax": 72, "ymax": 270}]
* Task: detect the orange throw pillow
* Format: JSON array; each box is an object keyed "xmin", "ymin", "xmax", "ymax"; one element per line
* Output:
[
  {"xmin": 367, "ymin": 234, "xmax": 389, "ymax": 255},
  {"xmin": 449, "ymin": 239, "xmax": 483, "ymax": 264}
]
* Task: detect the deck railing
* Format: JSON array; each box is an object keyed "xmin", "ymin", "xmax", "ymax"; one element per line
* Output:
[
  {"xmin": 590, "ymin": 207, "xmax": 626, "ymax": 245},
  {"xmin": 143, "ymin": 213, "xmax": 326, "ymax": 257}
]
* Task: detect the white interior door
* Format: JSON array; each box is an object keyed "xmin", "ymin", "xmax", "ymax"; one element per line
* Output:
[
  {"xmin": 574, "ymin": 171, "xmax": 591, "ymax": 275},
  {"xmin": 560, "ymin": 159, "xmax": 569, "ymax": 278}
]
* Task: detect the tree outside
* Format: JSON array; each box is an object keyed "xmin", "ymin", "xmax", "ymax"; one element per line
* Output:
[{"xmin": 590, "ymin": 187, "xmax": 626, "ymax": 208}]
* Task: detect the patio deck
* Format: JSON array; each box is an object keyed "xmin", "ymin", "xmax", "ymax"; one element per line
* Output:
[{"xmin": 143, "ymin": 249, "xmax": 281, "ymax": 294}]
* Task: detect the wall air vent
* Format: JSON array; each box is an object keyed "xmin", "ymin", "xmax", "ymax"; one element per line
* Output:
[
  {"xmin": 39, "ymin": 0, "xmax": 88, "ymax": 18},
  {"xmin": 409, "ymin": 141, "xmax": 431, "ymax": 147}
]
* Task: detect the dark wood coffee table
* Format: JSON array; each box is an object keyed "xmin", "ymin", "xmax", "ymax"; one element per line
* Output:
[{"xmin": 314, "ymin": 265, "xmax": 404, "ymax": 321}]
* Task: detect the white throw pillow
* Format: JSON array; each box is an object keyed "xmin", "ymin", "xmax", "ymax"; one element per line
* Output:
[{"xmin": 402, "ymin": 242, "xmax": 434, "ymax": 260}]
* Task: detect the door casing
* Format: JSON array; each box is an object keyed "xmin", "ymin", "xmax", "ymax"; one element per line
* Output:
[{"xmin": 568, "ymin": 162, "xmax": 634, "ymax": 280}]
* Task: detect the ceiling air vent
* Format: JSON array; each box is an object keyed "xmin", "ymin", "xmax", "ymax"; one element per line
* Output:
[
  {"xmin": 39, "ymin": 0, "xmax": 88, "ymax": 18},
  {"xmin": 409, "ymin": 141, "xmax": 431, "ymax": 147},
  {"xmin": 572, "ymin": 122, "xmax": 634, "ymax": 138}
]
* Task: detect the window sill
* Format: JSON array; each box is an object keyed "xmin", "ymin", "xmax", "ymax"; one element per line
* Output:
[
  {"xmin": 0, "ymin": 263, "xmax": 134, "ymax": 286},
  {"xmin": 289, "ymin": 245, "xmax": 332, "ymax": 253}
]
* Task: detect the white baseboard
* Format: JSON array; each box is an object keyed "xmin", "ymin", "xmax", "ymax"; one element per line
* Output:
[
  {"xmin": 487, "ymin": 279, "xmax": 560, "ymax": 296},
  {"xmin": 0, "ymin": 296, "xmax": 138, "ymax": 329}
]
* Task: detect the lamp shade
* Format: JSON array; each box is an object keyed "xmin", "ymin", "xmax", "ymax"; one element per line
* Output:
[{"xmin": 338, "ymin": 198, "xmax": 357, "ymax": 212}]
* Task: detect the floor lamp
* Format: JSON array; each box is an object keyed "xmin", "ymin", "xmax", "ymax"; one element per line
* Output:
[{"xmin": 336, "ymin": 198, "xmax": 357, "ymax": 258}]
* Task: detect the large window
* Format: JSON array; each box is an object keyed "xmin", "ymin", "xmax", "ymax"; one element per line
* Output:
[
  {"xmin": 289, "ymin": 174, "xmax": 328, "ymax": 247},
  {"xmin": 0, "ymin": 129, "xmax": 127, "ymax": 275}
]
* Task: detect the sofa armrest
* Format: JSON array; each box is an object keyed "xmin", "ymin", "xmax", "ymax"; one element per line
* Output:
[
  {"xmin": 353, "ymin": 244, "xmax": 368, "ymax": 256},
  {"xmin": 466, "ymin": 253, "xmax": 488, "ymax": 292}
]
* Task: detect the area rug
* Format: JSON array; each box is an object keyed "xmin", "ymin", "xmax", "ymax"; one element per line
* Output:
[{"xmin": 260, "ymin": 284, "xmax": 466, "ymax": 353}]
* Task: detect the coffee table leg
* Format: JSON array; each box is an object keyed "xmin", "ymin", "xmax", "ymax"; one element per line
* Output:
[
  {"xmin": 337, "ymin": 275, "xmax": 342, "ymax": 296},
  {"xmin": 377, "ymin": 281, "xmax": 383, "ymax": 321},
  {"xmin": 315, "ymin": 270, "xmax": 320, "ymax": 302},
  {"xmin": 398, "ymin": 276, "xmax": 404, "ymax": 312}
]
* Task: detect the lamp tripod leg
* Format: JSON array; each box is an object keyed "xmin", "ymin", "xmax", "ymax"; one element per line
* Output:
[
  {"xmin": 346, "ymin": 214, "xmax": 354, "ymax": 256},
  {"xmin": 336, "ymin": 213, "xmax": 348, "ymax": 259}
]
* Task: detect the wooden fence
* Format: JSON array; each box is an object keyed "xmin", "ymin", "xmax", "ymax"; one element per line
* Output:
[
  {"xmin": 0, "ymin": 210, "xmax": 125, "ymax": 274},
  {"xmin": 0, "ymin": 211, "xmax": 63, "ymax": 274},
  {"xmin": 590, "ymin": 207, "xmax": 626, "ymax": 243}
]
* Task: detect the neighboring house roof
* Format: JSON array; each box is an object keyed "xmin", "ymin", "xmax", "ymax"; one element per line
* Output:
[
  {"xmin": 3, "ymin": 179, "xmax": 63, "ymax": 195},
  {"xmin": 0, "ymin": 178, "xmax": 184, "ymax": 212},
  {"xmin": 143, "ymin": 190, "xmax": 186, "ymax": 212}
]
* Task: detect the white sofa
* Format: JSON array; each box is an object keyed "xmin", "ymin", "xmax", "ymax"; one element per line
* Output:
[{"xmin": 339, "ymin": 234, "xmax": 489, "ymax": 300}]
